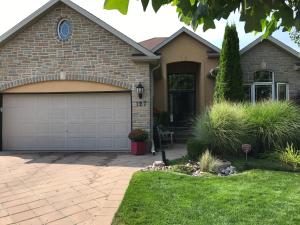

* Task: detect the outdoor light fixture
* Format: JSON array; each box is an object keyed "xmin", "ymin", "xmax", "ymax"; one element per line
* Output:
[{"xmin": 136, "ymin": 82, "xmax": 144, "ymax": 99}]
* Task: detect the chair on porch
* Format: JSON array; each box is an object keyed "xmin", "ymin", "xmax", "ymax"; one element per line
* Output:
[{"xmin": 156, "ymin": 125, "xmax": 174, "ymax": 148}]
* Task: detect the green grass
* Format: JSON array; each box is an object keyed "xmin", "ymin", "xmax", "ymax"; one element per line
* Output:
[{"xmin": 113, "ymin": 170, "xmax": 300, "ymax": 225}]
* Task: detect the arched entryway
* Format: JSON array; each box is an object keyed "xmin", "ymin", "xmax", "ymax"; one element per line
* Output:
[{"xmin": 167, "ymin": 61, "xmax": 200, "ymax": 125}]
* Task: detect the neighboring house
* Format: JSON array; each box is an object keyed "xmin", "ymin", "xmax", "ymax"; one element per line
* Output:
[{"xmin": 0, "ymin": 0, "xmax": 299, "ymax": 151}]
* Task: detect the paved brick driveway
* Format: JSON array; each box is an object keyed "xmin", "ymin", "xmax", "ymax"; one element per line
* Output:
[{"xmin": 0, "ymin": 146, "xmax": 186, "ymax": 225}]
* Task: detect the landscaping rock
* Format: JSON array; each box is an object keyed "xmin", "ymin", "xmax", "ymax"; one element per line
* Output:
[
  {"xmin": 153, "ymin": 161, "xmax": 165, "ymax": 168},
  {"xmin": 218, "ymin": 166, "xmax": 237, "ymax": 176}
]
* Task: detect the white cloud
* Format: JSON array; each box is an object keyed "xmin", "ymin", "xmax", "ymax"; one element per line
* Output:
[{"xmin": 0, "ymin": 0, "xmax": 298, "ymax": 51}]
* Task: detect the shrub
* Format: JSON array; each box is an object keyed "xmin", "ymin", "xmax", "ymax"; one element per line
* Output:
[
  {"xmin": 214, "ymin": 24, "xmax": 243, "ymax": 102},
  {"xmin": 194, "ymin": 102, "xmax": 252, "ymax": 154},
  {"xmin": 199, "ymin": 150, "xmax": 224, "ymax": 173},
  {"xmin": 278, "ymin": 143, "xmax": 300, "ymax": 171},
  {"xmin": 193, "ymin": 101, "xmax": 300, "ymax": 155},
  {"xmin": 187, "ymin": 139, "xmax": 207, "ymax": 160},
  {"xmin": 128, "ymin": 129, "xmax": 148, "ymax": 142},
  {"xmin": 247, "ymin": 101, "xmax": 300, "ymax": 152}
]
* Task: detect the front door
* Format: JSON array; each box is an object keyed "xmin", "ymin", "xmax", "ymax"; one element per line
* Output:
[{"xmin": 168, "ymin": 74, "xmax": 196, "ymax": 125}]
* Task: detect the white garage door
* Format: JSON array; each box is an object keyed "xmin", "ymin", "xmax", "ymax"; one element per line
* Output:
[{"xmin": 3, "ymin": 93, "xmax": 131, "ymax": 151}]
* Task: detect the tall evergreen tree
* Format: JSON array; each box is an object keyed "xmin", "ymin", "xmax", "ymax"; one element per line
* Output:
[{"xmin": 214, "ymin": 24, "xmax": 244, "ymax": 102}]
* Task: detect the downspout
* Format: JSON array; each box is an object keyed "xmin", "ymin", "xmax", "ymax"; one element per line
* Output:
[{"xmin": 150, "ymin": 63, "xmax": 161, "ymax": 155}]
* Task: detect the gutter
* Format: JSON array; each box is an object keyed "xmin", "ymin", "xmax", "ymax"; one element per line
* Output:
[{"xmin": 150, "ymin": 63, "xmax": 161, "ymax": 155}]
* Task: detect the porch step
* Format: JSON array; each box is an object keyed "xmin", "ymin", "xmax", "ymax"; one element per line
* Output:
[{"xmin": 170, "ymin": 126, "xmax": 194, "ymax": 144}]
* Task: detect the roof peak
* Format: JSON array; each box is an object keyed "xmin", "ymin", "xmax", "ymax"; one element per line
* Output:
[
  {"xmin": 240, "ymin": 35, "xmax": 299, "ymax": 58},
  {"xmin": 151, "ymin": 27, "xmax": 220, "ymax": 53},
  {"xmin": 0, "ymin": 0, "xmax": 157, "ymax": 57}
]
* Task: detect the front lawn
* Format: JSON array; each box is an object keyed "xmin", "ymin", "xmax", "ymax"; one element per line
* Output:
[{"xmin": 113, "ymin": 169, "xmax": 300, "ymax": 225}]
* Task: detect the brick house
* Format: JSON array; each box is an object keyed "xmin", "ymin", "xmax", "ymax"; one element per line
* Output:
[{"xmin": 0, "ymin": 0, "xmax": 299, "ymax": 151}]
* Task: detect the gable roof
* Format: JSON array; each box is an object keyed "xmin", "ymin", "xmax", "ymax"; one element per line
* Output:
[
  {"xmin": 140, "ymin": 37, "xmax": 166, "ymax": 50},
  {"xmin": 0, "ymin": 0, "xmax": 158, "ymax": 59},
  {"xmin": 151, "ymin": 27, "xmax": 220, "ymax": 53},
  {"xmin": 240, "ymin": 36, "xmax": 299, "ymax": 58}
]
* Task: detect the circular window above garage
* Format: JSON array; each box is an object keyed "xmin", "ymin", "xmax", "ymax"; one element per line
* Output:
[{"xmin": 57, "ymin": 19, "xmax": 72, "ymax": 41}]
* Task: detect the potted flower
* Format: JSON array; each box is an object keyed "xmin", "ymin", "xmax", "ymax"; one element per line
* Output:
[{"xmin": 128, "ymin": 129, "xmax": 148, "ymax": 155}]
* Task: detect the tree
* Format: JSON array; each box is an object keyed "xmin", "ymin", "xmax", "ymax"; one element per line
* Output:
[
  {"xmin": 104, "ymin": 0, "xmax": 300, "ymax": 37},
  {"xmin": 290, "ymin": 31, "xmax": 300, "ymax": 46},
  {"xmin": 214, "ymin": 24, "xmax": 243, "ymax": 103}
]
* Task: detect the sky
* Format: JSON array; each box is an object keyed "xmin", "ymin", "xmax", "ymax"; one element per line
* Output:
[{"xmin": 0, "ymin": 0, "xmax": 299, "ymax": 51}]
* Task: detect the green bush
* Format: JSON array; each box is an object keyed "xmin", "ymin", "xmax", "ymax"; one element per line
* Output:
[
  {"xmin": 194, "ymin": 102, "xmax": 252, "ymax": 154},
  {"xmin": 199, "ymin": 150, "xmax": 224, "ymax": 173},
  {"xmin": 193, "ymin": 101, "xmax": 300, "ymax": 155},
  {"xmin": 247, "ymin": 101, "xmax": 300, "ymax": 152},
  {"xmin": 278, "ymin": 143, "xmax": 300, "ymax": 171},
  {"xmin": 187, "ymin": 139, "xmax": 207, "ymax": 160}
]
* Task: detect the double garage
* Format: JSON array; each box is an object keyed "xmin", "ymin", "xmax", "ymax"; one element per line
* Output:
[{"xmin": 1, "ymin": 81, "xmax": 132, "ymax": 152}]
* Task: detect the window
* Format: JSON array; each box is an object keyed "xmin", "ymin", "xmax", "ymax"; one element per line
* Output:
[
  {"xmin": 277, "ymin": 83, "xmax": 289, "ymax": 101},
  {"xmin": 244, "ymin": 71, "xmax": 290, "ymax": 103},
  {"xmin": 57, "ymin": 20, "xmax": 72, "ymax": 41},
  {"xmin": 255, "ymin": 85, "xmax": 273, "ymax": 102},
  {"xmin": 252, "ymin": 70, "xmax": 275, "ymax": 102},
  {"xmin": 254, "ymin": 70, "xmax": 273, "ymax": 82}
]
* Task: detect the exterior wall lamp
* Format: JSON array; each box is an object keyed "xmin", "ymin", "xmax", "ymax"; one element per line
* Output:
[{"xmin": 136, "ymin": 82, "xmax": 144, "ymax": 99}]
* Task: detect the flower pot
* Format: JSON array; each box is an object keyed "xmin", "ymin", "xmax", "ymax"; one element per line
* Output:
[{"xmin": 131, "ymin": 141, "xmax": 146, "ymax": 155}]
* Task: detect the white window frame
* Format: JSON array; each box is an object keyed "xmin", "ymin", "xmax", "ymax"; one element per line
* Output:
[
  {"xmin": 276, "ymin": 82, "xmax": 289, "ymax": 101},
  {"xmin": 252, "ymin": 71, "xmax": 275, "ymax": 103}
]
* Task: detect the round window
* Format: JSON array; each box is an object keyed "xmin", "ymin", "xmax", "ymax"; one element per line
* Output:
[{"xmin": 57, "ymin": 20, "xmax": 72, "ymax": 41}]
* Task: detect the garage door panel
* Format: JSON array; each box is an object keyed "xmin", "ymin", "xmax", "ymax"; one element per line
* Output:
[
  {"xmin": 114, "ymin": 137, "xmax": 130, "ymax": 150},
  {"xmin": 36, "ymin": 123, "xmax": 50, "ymax": 136},
  {"xmin": 97, "ymin": 123, "xmax": 113, "ymax": 137},
  {"xmin": 114, "ymin": 109, "xmax": 130, "ymax": 120},
  {"xmin": 3, "ymin": 93, "xmax": 131, "ymax": 151},
  {"xmin": 98, "ymin": 108, "xmax": 113, "ymax": 120},
  {"xmin": 81, "ymin": 109, "xmax": 97, "ymax": 121},
  {"xmin": 98, "ymin": 137, "xmax": 113, "ymax": 149},
  {"xmin": 114, "ymin": 122, "xmax": 130, "ymax": 136}
]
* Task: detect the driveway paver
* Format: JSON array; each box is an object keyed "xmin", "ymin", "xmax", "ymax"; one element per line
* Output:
[{"xmin": 0, "ymin": 145, "xmax": 186, "ymax": 225}]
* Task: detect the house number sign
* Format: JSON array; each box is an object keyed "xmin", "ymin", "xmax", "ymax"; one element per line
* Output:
[{"xmin": 135, "ymin": 101, "xmax": 147, "ymax": 107}]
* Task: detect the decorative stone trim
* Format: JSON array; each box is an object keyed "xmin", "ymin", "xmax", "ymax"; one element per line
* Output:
[{"xmin": 0, "ymin": 75, "xmax": 132, "ymax": 91}]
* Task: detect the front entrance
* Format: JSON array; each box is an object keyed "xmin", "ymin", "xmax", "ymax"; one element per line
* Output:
[{"xmin": 168, "ymin": 73, "xmax": 196, "ymax": 125}]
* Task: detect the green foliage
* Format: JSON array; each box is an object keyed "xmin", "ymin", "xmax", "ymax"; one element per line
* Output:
[
  {"xmin": 194, "ymin": 101, "xmax": 300, "ymax": 155},
  {"xmin": 247, "ymin": 101, "xmax": 300, "ymax": 152},
  {"xmin": 290, "ymin": 31, "xmax": 300, "ymax": 46},
  {"xmin": 199, "ymin": 150, "xmax": 224, "ymax": 173},
  {"xmin": 278, "ymin": 143, "xmax": 300, "ymax": 171},
  {"xmin": 113, "ymin": 170, "xmax": 300, "ymax": 225},
  {"xmin": 128, "ymin": 129, "xmax": 148, "ymax": 141},
  {"xmin": 194, "ymin": 102, "xmax": 251, "ymax": 154},
  {"xmin": 214, "ymin": 24, "xmax": 244, "ymax": 102},
  {"xmin": 103, "ymin": 0, "xmax": 300, "ymax": 37},
  {"xmin": 187, "ymin": 139, "xmax": 207, "ymax": 160}
]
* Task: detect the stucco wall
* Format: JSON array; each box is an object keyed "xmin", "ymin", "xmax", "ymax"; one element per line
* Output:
[
  {"xmin": 154, "ymin": 33, "xmax": 218, "ymax": 114},
  {"xmin": 241, "ymin": 40, "xmax": 300, "ymax": 101},
  {"xmin": 0, "ymin": 2, "xmax": 151, "ymax": 132}
]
